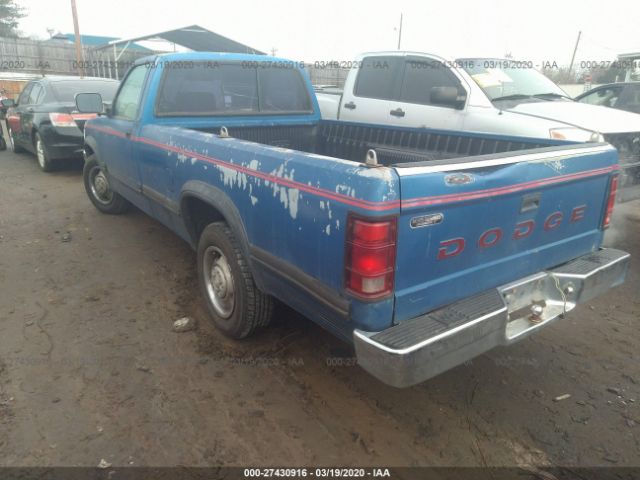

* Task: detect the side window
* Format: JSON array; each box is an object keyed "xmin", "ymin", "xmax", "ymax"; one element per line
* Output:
[
  {"xmin": 112, "ymin": 65, "xmax": 148, "ymax": 120},
  {"xmin": 353, "ymin": 56, "xmax": 402, "ymax": 100},
  {"xmin": 18, "ymin": 83, "xmax": 33, "ymax": 105},
  {"xmin": 400, "ymin": 60, "xmax": 460, "ymax": 106},
  {"xmin": 617, "ymin": 85, "xmax": 640, "ymax": 108},
  {"xmin": 28, "ymin": 83, "xmax": 44, "ymax": 105},
  {"xmin": 579, "ymin": 87, "xmax": 622, "ymax": 107}
]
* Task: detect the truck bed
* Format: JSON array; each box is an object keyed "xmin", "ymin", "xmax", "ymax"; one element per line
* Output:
[{"xmin": 194, "ymin": 120, "xmax": 563, "ymax": 167}]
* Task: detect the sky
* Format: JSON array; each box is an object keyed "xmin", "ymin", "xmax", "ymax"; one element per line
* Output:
[{"xmin": 15, "ymin": 0, "xmax": 640, "ymax": 66}]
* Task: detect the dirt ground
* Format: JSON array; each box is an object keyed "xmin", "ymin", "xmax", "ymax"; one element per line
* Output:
[{"xmin": 0, "ymin": 149, "xmax": 638, "ymax": 469}]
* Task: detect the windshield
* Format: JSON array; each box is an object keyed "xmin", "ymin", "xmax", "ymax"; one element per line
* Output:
[
  {"xmin": 50, "ymin": 80, "xmax": 120, "ymax": 103},
  {"xmin": 460, "ymin": 59, "xmax": 568, "ymax": 101}
]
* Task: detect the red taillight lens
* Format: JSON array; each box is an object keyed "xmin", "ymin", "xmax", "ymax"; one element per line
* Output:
[
  {"xmin": 345, "ymin": 215, "xmax": 397, "ymax": 299},
  {"xmin": 602, "ymin": 175, "xmax": 618, "ymax": 229},
  {"xmin": 49, "ymin": 112, "xmax": 96, "ymax": 127},
  {"xmin": 49, "ymin": 113, "xmax": 76, "ymax": 127}
]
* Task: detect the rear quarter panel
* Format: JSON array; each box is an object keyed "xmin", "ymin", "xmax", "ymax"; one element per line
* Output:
[{"xmin": 136, "ymin": 124, "xmax": 401, "ymax": 337}]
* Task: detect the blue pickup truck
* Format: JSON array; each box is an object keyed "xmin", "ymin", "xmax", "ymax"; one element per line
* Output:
[{"xmin": 76, "ymin": 53, "xmax": 630, "ymax": 387}]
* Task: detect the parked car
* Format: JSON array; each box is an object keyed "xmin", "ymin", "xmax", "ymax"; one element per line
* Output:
[
  {"xmin": 76, "ymin": 52, "xmax": 629, "ymax": 387},
  {"xmin": 316, "ymin": 53, "xmax": 640, "ymax": 199},
  {"xmin": 2, "ymin": 76, "xmax": 119, "ymax": 171},
  {"xmin": 575, "ymin": 82, "xmax": 640, "ymax": 114}
]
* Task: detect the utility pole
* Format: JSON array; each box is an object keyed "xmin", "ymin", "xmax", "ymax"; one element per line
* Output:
[
  {"xmin": 568, "ymin": 30, "xmax": 582, "ymax": 78},
  {"xmin": 397, "ymin": 13, "xmax": 403, "ymax": 50},
  {"xmin": 70, "ymin": 0, "xmax": 84, "ymax": 78}
]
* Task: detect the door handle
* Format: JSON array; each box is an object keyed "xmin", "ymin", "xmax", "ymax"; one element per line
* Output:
[
  {"xmin": 390, "ymin": 108, "xmax": 405, "ymax": 117},
  {"xmin": 125, "ymin": 131, "xmax": 132, "ymax": 139},
  {"xmin": 343, "ymin": 101, "xmax": 356, "ymax": 110},
  {"xmin": 26, "ymin": 107, "xmax": 34, "ymax": 113}
]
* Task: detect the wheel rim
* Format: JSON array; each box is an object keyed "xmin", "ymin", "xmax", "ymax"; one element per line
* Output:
[
  {"xmin": 36, "ymin": 137, "xmax": 46, "ymax": 168},
  {"xmin": 203, "ymin": 246, "xmax": 235, "ymax": 319},
  {"xmin": 88, "ymin": 165, "xmax": 114, "ymax": 205},
  {"xmin": 8, "ymin": 129, "xmax": 15, "ymax": 151}
]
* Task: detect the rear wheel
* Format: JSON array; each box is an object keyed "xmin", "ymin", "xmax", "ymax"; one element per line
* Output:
[
  {"xmin": 198, "ymin": 223, "xmax": 273, "ymax": 339},
  {"xmin": 8, "ymin": 127, "xmax": 25, "ymax": 153},
  {"xmin": 34, "ymin": 132, "xmax": 55, "ymax": 172},
  {"xmin": 83, "ymin": 155, "xmax": 130, "ymax": 214}
]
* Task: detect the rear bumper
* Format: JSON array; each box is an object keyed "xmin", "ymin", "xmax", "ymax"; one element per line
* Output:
[
  {"xmin": 39, "ymin": 125, "xmax": 84, "ymax": 160},
  {"xmin": 354, "ymin": 248, "xmax": 630, "ymax": 388}
]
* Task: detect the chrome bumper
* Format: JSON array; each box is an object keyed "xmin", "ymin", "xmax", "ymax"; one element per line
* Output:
[{"xmin": 354, "ymin": 248, "xmax": 630, "ymax": 388}]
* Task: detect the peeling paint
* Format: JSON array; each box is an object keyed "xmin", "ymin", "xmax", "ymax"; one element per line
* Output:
[
  {"xmin": 248, "ymin": 159, "xmax": 260, "ymax": 170},
  {"xmin": 288, "ymin": 188, "xmax": 299, "ymax": 219},
  {"xmin": 336, "ymin": 184, "xmax": 356, "ymax": 197},
  {"xmin": 544, "ymin": 160, "xmax": 566, "ymax": 174}
]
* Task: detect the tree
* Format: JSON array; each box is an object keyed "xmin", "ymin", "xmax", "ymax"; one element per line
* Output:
[{"xmin": 0, "ymin": 0, "xmax": 25, "ymax": 38}]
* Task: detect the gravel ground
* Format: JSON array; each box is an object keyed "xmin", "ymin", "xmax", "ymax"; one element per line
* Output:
[{"xmin": 0, "ymin": 149, "xmax": 638, "ymax": 468}]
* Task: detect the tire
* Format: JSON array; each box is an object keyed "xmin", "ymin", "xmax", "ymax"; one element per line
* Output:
[
  {"xmin": 198, "ymin": 222, "xmax": 274, "ymax": 339},
  {"xmin": 34, "ymin": 132, "xmax": 56, "ymax": 172},
  {"xmin": 8, "ymin": 127, "xmax": 25, "ymax": 153},
  {"xmin": 83, "ymin": 155, "xmax": 130, "ymax": 214}
]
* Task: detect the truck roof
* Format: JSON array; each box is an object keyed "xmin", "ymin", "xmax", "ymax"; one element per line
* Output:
[{"xmin": 134, "ymin": 51, "xmax": 302, "ymax": 66}]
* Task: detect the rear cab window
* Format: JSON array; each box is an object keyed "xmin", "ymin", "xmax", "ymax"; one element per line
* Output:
[{"xmin": 155, "ymin": 61, "xmax": 312, "ymax": 117}]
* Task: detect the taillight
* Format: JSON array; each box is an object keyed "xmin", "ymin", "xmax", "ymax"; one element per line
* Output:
[
  {"xmin": 49, "ymin": 112, "xmax": 96, "ymax": 127},
  {"xmin": 602, "ymin": 175, "xmax": 618, "ymax": 229},
  {"xmin": 345, "ymin": 214, "xmax": 397, "ymax": 299},
  {"xmin": 49, "ymin": 113, "xmax": 76, "ymax": 127}
]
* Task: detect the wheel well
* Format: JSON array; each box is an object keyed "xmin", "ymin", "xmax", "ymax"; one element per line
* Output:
[
  {"xmin": 182, "ymin": 196, "xmax": 226, "ymax": 244},
  {"xmin": 84, "ymin": 143, "xmax": 95, "ymax": 157}
]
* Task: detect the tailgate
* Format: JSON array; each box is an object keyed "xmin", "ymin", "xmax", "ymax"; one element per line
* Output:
[{"xmin": 393, "ymin": 144, "xmax": 619, "ymax": 322}]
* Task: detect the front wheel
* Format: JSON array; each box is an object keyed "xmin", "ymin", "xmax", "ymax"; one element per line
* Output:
[
  {"xmin": 83, "ymin": 155, "xmax": 130, "ymax": 214},
  {"xmin": 198, "ymin": 223, "xmax": 274, "ymax": 339}
]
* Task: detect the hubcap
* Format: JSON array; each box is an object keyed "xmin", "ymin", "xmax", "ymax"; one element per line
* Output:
[
  {"xmin": 36, "ymin": 138, "xmax": 46, "ymax": 168},
  {"xmin": 203, "ymin": 246, "xmax": 235, "ymax": 318},
  {"xmin": 89, "ymin": 166, "xmax": 113, "ymax": 204}
]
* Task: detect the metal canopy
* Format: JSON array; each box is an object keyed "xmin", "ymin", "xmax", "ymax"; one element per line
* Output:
[{"xmin": 101, "ymin": 25, "xmax": 265, "ymax": 54}]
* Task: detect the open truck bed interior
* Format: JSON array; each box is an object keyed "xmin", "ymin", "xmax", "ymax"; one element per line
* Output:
[{"xmin": 194, "ymin": 120, "xmax": 565, "ymax": 166}]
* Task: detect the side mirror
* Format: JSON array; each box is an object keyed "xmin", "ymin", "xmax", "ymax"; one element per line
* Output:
[
  {"xmin": 75, "ymin": 92, "xmax": 104, "ymax": 114},
  {"xmin": 1, "ymin": 98, "xmax": 15, "ymax": 108},
  {"xmin": 430, "ymin": 86, "xmax": 466, "ymax": 109}
]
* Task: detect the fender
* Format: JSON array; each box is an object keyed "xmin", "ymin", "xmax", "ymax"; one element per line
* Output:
[
  {"xmin": 179, "ymin": 180, "xmax": 265, "ymax": 289},
  {"xmin": 83, "ymin": 133, "xmax": 102, "ymax": 164}
]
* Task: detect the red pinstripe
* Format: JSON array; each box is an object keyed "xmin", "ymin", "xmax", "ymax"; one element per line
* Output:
[{"xmin": 85, "ymin": 124, "xmax": 617, "ymax": 212}]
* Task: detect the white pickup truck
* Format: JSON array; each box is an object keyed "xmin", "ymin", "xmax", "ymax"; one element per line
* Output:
[{"xmin": 317, "ymin": 52, "xmax": 640, "ymax": 197}]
